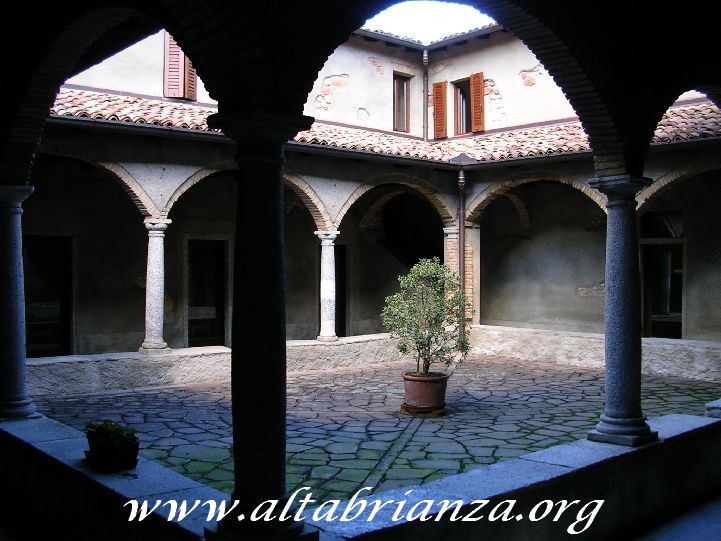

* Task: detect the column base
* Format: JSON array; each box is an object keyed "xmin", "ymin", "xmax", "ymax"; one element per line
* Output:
[
  {"xmin": 139, "ymin": 343, "xmax": 171, "ymax": 354},
  {"xmin": 0, "ymin": 397, "xmax": 39, "ymax": 419},
  {"xmin": 706, "ymin": 399, "xmax": 721, "ymax": 418},
  {"xmin": 316, "ymin": 335, "xmax": 338, "ymax": 342},
  {"xmin": 205, "ymin": 522, "xmax": 318, "ymax": 541},
  {"xmin": 587, "ymin": 414, "xmax": 659, "ymax": 446}
]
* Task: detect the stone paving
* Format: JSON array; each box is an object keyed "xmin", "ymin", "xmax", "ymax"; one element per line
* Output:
[{"xmin": 36, "ymin": 355, "xmax": 719, "ymax": 502}]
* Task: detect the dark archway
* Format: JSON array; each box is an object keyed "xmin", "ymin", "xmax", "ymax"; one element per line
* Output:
[{"xmin": 338, "ymin": 184, "xmax": 443, "ymax": 336}]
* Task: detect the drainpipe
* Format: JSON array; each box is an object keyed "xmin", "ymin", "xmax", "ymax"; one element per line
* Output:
[
  {"xmin": 449, "ymin": 153, "xmax": 476, "ymax": 340},
  {"xmin": 422, "ymin": 49, "xmax": 429, "ymax": 141},
  {"xmin": 458, "ymin": 166, "xmax": 466, "ymax": 339}
]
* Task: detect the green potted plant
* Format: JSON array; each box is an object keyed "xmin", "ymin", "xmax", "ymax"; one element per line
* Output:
[
  {"xmin": 84, "ymin": 419, "xmax": 139, "ymax": 471},
  {"xmin": 382, "ymin": 257, "xmax": 470, "ymax": 415}
]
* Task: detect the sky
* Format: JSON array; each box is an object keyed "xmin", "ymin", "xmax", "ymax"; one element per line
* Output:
[{"xmin": 362, "ymin": 1, "xmax": 495, "ymax": 45}]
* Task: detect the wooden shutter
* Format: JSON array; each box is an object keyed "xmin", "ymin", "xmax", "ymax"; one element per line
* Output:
[
  {"xmin": 164, "ymin": 32, "xmax": 197, "ymax": 101},
  {"xmin": 470, "ymin": 72, "xmax": 485, "ymax": 133},
  {"xmin": 433, "ymin": 81, "xmax": 447, "ymax": 139}
]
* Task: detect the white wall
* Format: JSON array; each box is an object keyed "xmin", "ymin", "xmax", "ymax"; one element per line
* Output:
[
  {"xmin": 65, "ymin": 28, "xmax": 704, "ymax": 132},
  {"xmin": 429, "ymin": 31, "xmax": 576, "ymax": 132},
  {"xmin": 67, "ymin": 31, "xmax": 214, "ymax": 103},
  {"xmin": 303, "ymin": 34, "xmax": 425, "ymax": 136}
]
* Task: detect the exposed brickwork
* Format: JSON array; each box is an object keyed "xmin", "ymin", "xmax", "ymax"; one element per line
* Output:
[{"xmin": 445, "ymin": 235, "xmax": 474, "ymax": 319}]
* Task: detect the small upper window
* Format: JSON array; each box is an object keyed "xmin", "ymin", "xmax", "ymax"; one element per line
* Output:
[{"xmin": 393, "ymin": 74, "xmax": 411, "ymax": 132}]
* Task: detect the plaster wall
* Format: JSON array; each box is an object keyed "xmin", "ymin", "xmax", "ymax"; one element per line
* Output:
[
  {"xmin": 66, "ymin": 30, "xmax": 213, "ymax": 103},
  {"xmin": 478, "ymin": 182, "xmax": 606, "ymax": 332},
  {"xmin": 25, "ymin": 157, "xmax": 147, "ymax": 354},
  {"xmin": 429, "ymin": 31, "xmax": 576, "ymax": 132},
  {"xmin": 303, "ymin": 34, "xmax": 425, "ymax": 136}
]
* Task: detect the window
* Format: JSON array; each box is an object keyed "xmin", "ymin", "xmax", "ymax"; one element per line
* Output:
[
  {"xmin": 455, "ymin": 79, "xmax": 472, "ymax": 134},
  {"xmin": 393, "ymin": 74, "xmax": 410, "ymax": 132},
  {"xmin": 164, "ymin": 31, "xmax": 197, "ymax": 101},
  {"xmin": 455, "ymin": 72, "xmax": 485, "ymax": 134},
  {"xmin": 435, "ymin": 71, "xmax": 485, "ymax": 139}
]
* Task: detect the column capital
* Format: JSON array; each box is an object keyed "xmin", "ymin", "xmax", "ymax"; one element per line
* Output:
[
  {"xmin": 144, "ymin": 217, "xmax": 172, "ymax": 233},
  {"xmin": 0, "ymin": 185, "xmax": 33, "ymax": 207},
  {"xmin": 588, "ymin": 174, "xmax": 651, "ymax": 197},
  {"xmin": 443, "ymin": 227, "xmax": 459, "ymax": 238},
  {"xmin": 208, "ymin": 108, "xmax": 314, "ymax": 145},
  {"xmin": 314, "ymin": 230, "xmax": 340, "ymax": 244}
]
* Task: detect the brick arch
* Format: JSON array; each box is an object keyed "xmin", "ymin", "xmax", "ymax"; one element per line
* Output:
[
  {"xmin": 164, "ymin": 164, "xmax": 333, "ymax": 231},
  {"xmin": 466, "ymin": 171, "xmax": 606, "ymax": 222},
  {"xmin": 637, "ymin": 155, "xmax": 721, "ymax": 210},
  {"xmin": 333, "ymin": 174, "xmax": 457, "ymax": 230},
  {"xmin": 2, "ymin": 7, "xmax": 158, "ymax": 186},
  {"xmin": 35, "ymin": 145, "xmax": 159, "ymax": 217}
]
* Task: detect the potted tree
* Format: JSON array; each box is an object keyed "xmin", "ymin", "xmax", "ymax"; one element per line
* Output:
[
  {"xmin": 84, "ymin": 419, "xmax": 140, "ymax": 471},
  {"xmin": 382, "ymin": 257, "xmax": 469, "ymax": 415}
]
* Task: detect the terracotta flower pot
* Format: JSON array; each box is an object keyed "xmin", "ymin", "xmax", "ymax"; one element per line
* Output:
[
  {"xmin": 401, "ymin": 372, "xmax": 449, "ymax": 415},
  {"xmin": 85, "ymin": 434, "xmax": 139, "ymax": 472}
]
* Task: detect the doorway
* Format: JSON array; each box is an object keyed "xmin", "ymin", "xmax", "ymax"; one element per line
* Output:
[
  {"xmin": 23, "ymin": 236, "xmax": 73, "ymax": 357},
  {"xmin": 187, "ymin": 239, "xmax": 227, "ymax": 347}
]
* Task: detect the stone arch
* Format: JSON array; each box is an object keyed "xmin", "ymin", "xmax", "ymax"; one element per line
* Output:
[
  {"xmin": 334, "ymin": 174, "xmax": 456, "ymax": 230},
  {"xmin": 466, "ymin": 171, "xmax": 606, "ymax": 223},
  {"xmin": 637, "ymin": 155, "xmax": 721, "ymax": 210},
  {"xmin": 284, "ymin": 174, "xmax": 334, "ymax": 232},
  {"xmin": 35, "ymin": 144, "xmax": 159, "ymax": 217},
  {"xmin": 162, "ymin": 161, "xmax": 236, "ymax": 214},
  {"xmin": 164, "ymin": 164, "xmax": 333, "ymax": 231}
]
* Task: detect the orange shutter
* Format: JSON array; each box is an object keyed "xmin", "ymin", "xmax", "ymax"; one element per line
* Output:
[
  {"xmin": 184, "ymin": 58, "xmax": 197, "ymax": 101},
  {"xmin": 164, "ymin": 32, "xmax": 197, "ymax": 101},
  {"xmin": 470, "ymin": 72, "xmax": 485, "ymax": 133},
  {"xmin": 433, "ymin": 81, "xmax": 447, "ymax": 139}
]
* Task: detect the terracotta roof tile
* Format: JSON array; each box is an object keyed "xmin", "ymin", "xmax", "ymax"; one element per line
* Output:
[{"xmin": 51, "ymin": 88, "xmax": 721, "ymax": 163}]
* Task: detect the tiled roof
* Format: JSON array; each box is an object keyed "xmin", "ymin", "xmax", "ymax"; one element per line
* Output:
[
  {"xmin": 357, "ymin": 28, "xmax": 424, "ymax": 45},
  {"xmin": 51, "ymin": 88, "xmax": 721, "ymax": 164},
  {"xmin": 429, "ymin": 22, "xmax": 500, "ymax": 45}
]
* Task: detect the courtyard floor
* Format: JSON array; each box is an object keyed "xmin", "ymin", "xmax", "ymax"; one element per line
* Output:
[{"xmin": 37, "ymin": 355, "xmax": 718, "ymax": 502}]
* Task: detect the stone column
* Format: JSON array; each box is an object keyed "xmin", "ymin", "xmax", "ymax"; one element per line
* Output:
[
  {"xmin": 315, "ymin": 230, "xmax": 339, "ymax": 342},
  {"xmin": 139, "ymin": 218, "xmax": 171, "ymax": 353},
  {"xmin": 587, "ymin": 175, "xmax": 658, "ymax": 446},
  {"xmin": 205, "ymin": 109, "xmax": 316, "ymax": 540},
  {"xmin": 0, "ymin": 185, "xmax": 37, "ymax": 418}
]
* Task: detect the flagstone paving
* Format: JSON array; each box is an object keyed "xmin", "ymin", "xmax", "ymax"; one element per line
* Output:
[{"xmin": 36, "ymin": 355, "xmax": 719, "ymax": 502}]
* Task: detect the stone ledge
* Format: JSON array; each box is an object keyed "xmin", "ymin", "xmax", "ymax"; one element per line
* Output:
[
  {"xmin": 27, "ymin": 335, "xmax": 407, "ymax": 396},
  {"xmin": 308, "ymin": 414, "xmax": 721, "ymax": 539},
  {"xmin": 470, "ymin": 325, "xmax": 721, "ymax": 382},
  {"xmin": 0, "ymin": 415, "xmax": 232, "ymax": 540}
]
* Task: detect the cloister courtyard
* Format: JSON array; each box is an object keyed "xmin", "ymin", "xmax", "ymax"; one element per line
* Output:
[{"xmin": 36, "ymin": 354, "xmax": 718, "ymax": 503}]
